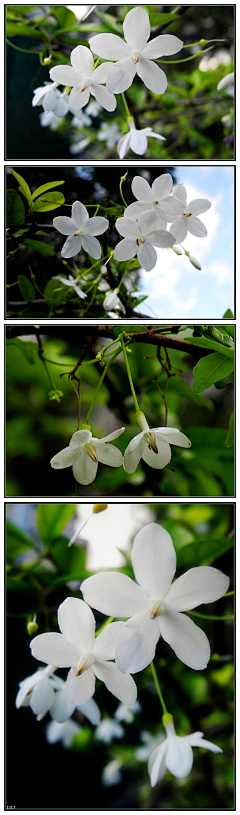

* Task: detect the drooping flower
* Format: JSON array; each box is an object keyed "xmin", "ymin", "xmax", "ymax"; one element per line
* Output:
[
  {"xmin": 81, "ymin": 522, "xmax": 229, "ymax": 674},
  {"xmin": 32, "ymin": 83, "xmax": 69, "ymax": 117},
  {"xmin": 170, "ymin": 184, "xmax": 211, "ymax": 243},
  {"xmin": 50, "ymin": 45, "xmax": 116, "ymax": 111},
  {"xmin": 124, "ymin": 173, "xmax": 185, "ymax": 227},
  {"xmin": 45, "ymin": 718, "xmax": 81, "ymax": 748},
  {"xmin": 114, "ymin": 210, "xmax": 176, "ymax": 272},
  {"xmin": 103, "ymin": 289, "xmax": 126, "ymax": 314},
  {"xmin": 123, "ymin": 412, "xmax": 191, "ymax": 473},
  {"xmin": 50, "ymin": 427, "xmax": 125, "ymax": 486},
  {"xmin": 30, "ymin": 597, "xmax": 137, "ymax": 705},
  {"xmin": 97, "ymin": 122, "xmax": 121, "ymax": 148},
  {"xmin": 117, "ymin": 121, "xmax": 165, "ymax": 159},
  {"xmin": 217, "ymin": 71, "xmax": 234, "ymax": 93},
  {"xmin": 39, "ymin": 110, "xmax": 60, "ymax": 130},
  {"xmin": 148, "ymin": 717, "xmax": 222, "ymax": 785},
  {"xmin": 89, "ymin": 7, "xmax": 183, "ymax": 94},
  {"xmin": 102, "ymin": 758, "xmax": 122, "ymax": 787},
  {"xmin": 53, "ymin": 200, "xmax": 109, "ymax": 259},
  {"xmin": 16, "ymin": 664, "xmax": 56, "ymax": 721},
  {"xmin": 52, "ymin": 274, "xmax": 87, "ymax": 299},
  {"xmin": 95, "ymin": 718, "xmax": 125, "ymax": 743},
  {"xmin": 115, "ymin": 700, "xmax": 141, "ymax": 724}
]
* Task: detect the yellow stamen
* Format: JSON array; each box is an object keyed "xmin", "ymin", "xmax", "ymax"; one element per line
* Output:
[
  {"xmin": 149, "ymin": 601, "xmax": 165, "ymax": 619},
  {"xmin": 144, "ymin": 431, "xmax": 158, "ymax": 454},
  {"xmin": 84, "ymin": 442, "xmax": 98, "ymax": 462}
]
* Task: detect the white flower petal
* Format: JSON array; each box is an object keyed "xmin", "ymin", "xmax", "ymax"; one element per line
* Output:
[
  {"xmin": 91, "ymin": 83, "xmax": 117, "ymax": 111},
  {"xmin": 58, "ymin": 597, "xmax": 95, "ymax": 651},
  {"xmin": 123, "ymin": 6, "xmax": 150, "ymax": 51},
  {"xmin": 31, "ymin": 679, "xmax": 55, "ymax": 717},
  {"xmin": 71, "ymin": 44, "xmax": 93, "ymax": 76},
  {"xmin": 154, "ymin": 428, "xmax": 191, "ymax": 447},
  {"xmin": 30, "ymin": 633, "xmax": 79, "ymax": 667},
  {"xmin": 93, "ymin": 62, "xmax": 113, "ymax": 83},
  {"xmin": 130, "ymin": 129, "xmax": 148, "ymax": 155},
  {"xmin": 89, "ymin": 33, "xmax": 131, "ymax": 61},
  {"xmin": 132, "ymin": 175, "xmax": 152, "ymax": 202},
  {"xmin": 96, "ymin": 443, "xmax": 123, "ymax": 467},
  {"xmin": 117, "ymin": 132, "xmax": 131, "ymax": 159},
  {"xmin": 124, "ymin": 433, "xmax": 145, "ymax": 474},
  {"xmin": 50, "ymin": 446, "xmax": 79, "ymax": 470},
  {"xmin": 70, "ymin": 429, "xmax": 92, "ymax": 448},
  {"xmin": 61, "ymin": 236, "xmax": 82, "ymax": 258},
  {"xmin": 162, "ymin": 196, "xmax": 185, "ymax": 218},
  {"xmin": 50, "ymin": 690, "xmax": 75, "ymax": 722},
  {"xmin": 106, "ymin": 58, "xmax": 136, "ymax": 94},
  {"xmin": 147, "ymin": 229, "xmax": 176, "ymax": 248},
  {"xmin": 166, "ymin": 736, "xmax": 193, "ymax": 778},
  {"xmin": 93, "ymin": 622, "xmax": 126, "ymax": 661},
  {"xmin": 114, "ymin": 238, "xmax": 137, "ymax": 262},
  {"xmin": 96, "ymin": 428, "xmax": 125, "ymax": 443},
  {"xmin": 137, "ymin": 209, "xmax": 160, "ymax": 234},
  {"xmin": 159, "ymin": 610, "xmax": 211, "ymax": 669},
  {"xmin": 72, "ymin": 200, "xmax": 89, "ymax": 229},
  {"xmin": 173, "ymin": 184, "xmax": 187, "ymax": 204},
  {"xmin": 83, "ymin": 216, "xmax": 108, "ymax": 237},
  {"xmin": 53, "ymin": 215, "xmax": 75, "ymax": 236},
  {"xmin": 81, "ymin": 571, "xmax": 148, "ymax": 617},
  {"xmin": 137, "ymin": 59, "xmax": 167, "ymax": 94},
  {"xmin": 132, "ymin": 523, "xmax": 177, "ymax": 600},
  {"xmin": 148, "ymin": 741, "xmax": 168, "ymax": 785},
  {"xmin": 187, "ymin": 217, "xmax": 207, "ymax": 237},
  {"xmin": 152, "ymin": 173, "xmax": 173, "ymax": 199},
  {"xmin": 81, "ymin": 234, "xmax": 101, "ymax": 259},
  {"xmin": 43, "ymin": 88, "xmax": 57, "ymax": 112},
  {"xmin": 141, "ymin": 439, "xmax": 172, "ymax": 468},
  {"xmin": 115, "ymin": 611, "xmax": 160, "ymax": 673},
  {"xmin": 115, "ymin": 217, "xmax": 140, "ymax": 240},
  {"xmin": 188, "ymin": 198, "xmax": 211, "ymax": 216},
  {"xmin": 186, "ymin": 733, "xmax": 222, "ymax": 752},
  {"xmin": 50, "ymin": 65, "xmax": 81, "ymax": 86},
  {"xmin": 72, "ymin": 450, "xmax": 98, "ymax": 485},
  {"xmin": 164, "ymin": 566, "xmax": 229, "ymax": 612},
  {"xmin": 66, "ymin": 666, "xmax": 95, "ymax": 705},
  {"xmin": 93, "ymin": 660, "xmax": 137, "ymax": 705},
  {"xmin": 69, "ymin": 86, "xmax": 90, "ymax": 108},
  {"xmin": 124, "ymin": 201, "xmax": 151, "ymax": 218},
  {"xmin": 170, "ymin": 218, "xmax": 188, "ymax": 243},
  {"xmin": 137, "ymin": 242, "xmax": 157, "ymax": 271},
  {"xmin": 79, "ymin": 697, "xmax": 101, "ymax": 725},
  {"xmin": 142, "ymin": 34, "xmax": 183, "ymax": 59}
]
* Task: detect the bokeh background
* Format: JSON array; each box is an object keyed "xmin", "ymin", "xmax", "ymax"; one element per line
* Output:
[
  {"xmin": 6, "ymin": 502, "xmax": 234, "ymax": 809},
  {"xmin": 6, "ymin": 325, "xmax": 234, "ymax": 497}
]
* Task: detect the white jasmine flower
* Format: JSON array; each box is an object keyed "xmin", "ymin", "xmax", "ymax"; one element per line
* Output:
[
  {"xmin": 102, "ymin": 758, "xmax": 122, "ymax": 787},
  {"xmin": 148, "ymin": 718, "xmax": 222, "ymax": 785},
  {"xmin": 117, "ymin": 121, "xmax": 165, "ymax": 159},
  {"xmin": 53, "ymin": 200, "xmax": 109, "ymax": 260},
  {"xmin": 31, "ymin": 597, "xmax": 137, "ymax": 705},
  {"xmin": 90, "ymin": 6, "xmax": 182, "ymax": 94},
  {"xmin": 85, "ymin": 100, "xmax": 101, "ymax": 116},
  {"xmin": 50, "ymin": 45, "xmax": 116, "ymax": 112},
  {"xmin": 81, "ymin": 522, "xmax": 229, "ymax": 674},
  {"xmin": 114, "ymin": 211, "xmax": 176, "ymax": 272},
  {"xmin": 71, "ymin": 107, "xmax": 92, "ymax": 126},
  {"xmin": 103, "ymin": 289, "xmax": 126, "ymax": 314},
  {"xmin": 45, "ymin": 718, "xmax": 81, "ymax": 748},
  {"xmin": 32, "ymin": 83, "xmax": 69, "ymax": 117},
  {"xmin": 39, "ymin": 110, "xmax": 60, "ymax": 130},
  {"xmin": 95, "ymin": 718, "xmax": 125, "ymax": 743},
  {"xmin": 52, "ymin": 274, "xmax": 87, "ymax": 299},
  {"xmin": 170, "ymin": 184, "xmax": 211, "ymax": 243},
  {"xmin": 124, "ymin": 173, "xmax": 185, "ymax": 227},
  {"xmin": 123, "ymin": 412, "xmax": 191, "ymax": 473},
  {"xmin": 50, "ymin": 426, "xmax": 125, "ymax": 485},
  {"xmin": 16, "ymin": 665, "xmax": 55, "ymax": 720},
  {"xmin": 115, "ymin": 700, "xmax": 141, "ymax": 724},
  {"xmin": 217, "ymin": 71, "xmax": 234, "ymax": 92},
  {"xmin": 97, "ymin": 122, "xmax": 121, "ymax": 148}
]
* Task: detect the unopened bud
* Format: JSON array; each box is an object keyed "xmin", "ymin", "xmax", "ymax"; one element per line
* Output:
[
  {"xmin": 217, "ymin": 72, "xmax": 234, "ymax": 92},
  {"xmin": 199, "ymin": 39, "xmax": 208, "ymax": 46},
  {"xmin": 43, "ymin": 55, "xmax": 52, "ymax": 65},
  {"xmin": 172, "ymin": 245, "xmax": 182, "ymax": 255},
  {"xmin": 27, "ymin": 616, "xmax": 39, "ymax": 635},
  {"xmin": 188, "ymin": 254, "xmax": 201, "ymax": 270},
  {"xmin": 93, "ymin": 504, "xmax": 108, "ymax": 514}
]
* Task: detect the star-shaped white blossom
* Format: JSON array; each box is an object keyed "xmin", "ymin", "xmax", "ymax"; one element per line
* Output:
[
  {"xmin": 50, "ymin": 45, "xmax": 116, "ymax": 111},
  {"xmin": 31, "ymin": 598, "xmax": 137, "ymax": 705},
  {"xmin": 81, "ymin": 522, "xmax": 229, "ymax": 674},
  {"xmin": 114, "ymin": 210, "xmax": 176, "ymax": 272},
  {"xmin": 117, "ymin": 121, "xmax": 165, "ymax": 159},
  {"xmin": 32, "ymin": 82, "xmax": 69, "ymax": 117},
  {"xmin": 53, "ymin": 200, "xmax": 109, "ymax": 260},
  {"xmin": 50, "ymin": 427, "xmax": 125, "ymax": 485},
  {"xmin": 124, "ymin": 412, "xmax": 191, "ymax": 473},
  {"xmin": 52, "ymin": 274, "xmax": 87, "ymax": 299},
  {"xmin": 124, "ymin": 173, "xmax": 185, "ymax": 228},
  {"xmin": 170, "ymin": 184, "xmax": 211, "ymax": 243},
  {"xmin": 89, "ymin": 6, "xmax": 183, "ymax": 94},
  {"xmin": 148, "ymin": 717, "xmax": 222, "ymax": 785}
]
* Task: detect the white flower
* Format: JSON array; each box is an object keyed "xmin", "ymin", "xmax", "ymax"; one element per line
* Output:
[
  {"xmin": 217, "ymin": 71, "xmax": 234, "ymax": 92},
  {"xmin": 124, "ymin": 173, "xmax": 185, "ymax": 227},
  {"xmin": 30, "ymin": 597, "xmax": 137, "ymax": 705},
  {"xmin": 45, "ymin": 718, "xmax": 81, "ymax": 748},
  {"xmin": 52, "ymin": 274, "xmax": 87, "ymax": 299},
  {"xmin": 102, "ymin": 758, "xmax": 122, "ymax": 787},
  {"xmin": 90, "ymin": 6, "xmax": 183, "ymax": 94},
  {"xmin": 50, "ymin": 45, "xmax": 116, "ymax": 112},
  {"xmin": 114, "ymin": 211, "xmax": 176, "ymax": 272},
  {"xmin": 148, "ymin": 718, "xmax": 222, "ymax": 785},
  {"xmin": 85, "ymin": 100, "xmax": 101, "ymax": 117},
  {"xmin": 32, "ymin": 82, "xmax": 69, "ymax": 117},
  {"xmin": 53, "ymin": 200, "xmax": 109, "ymax": 260},
  {"xmin": 95, "ymin": 718, "xmax": 125, "ymax": 743},
  {"xmin": 79, "ymin": 697, "xmax": 101, "ymax": 726},
  {"xmin": 123, "ymin": 412, "xmax": 191, "ymax": 473},
  {"xmin": 16, "ymin": 665, "xmax": 56, "ymax": 720},
  {"xmin": 39, "ymin": 110, "xmax": 60, "ymax": 130},
  {"xmin": 50, "ymin": 427, "xmax": 125, "ymax": 486},
  {"xmin": 188, "ymin": 254, "xmax": 202, "ymax": 270},
  {"xmin": 103, "ymin": 289, "xmax": 126, "ymax": 314},
  {"xmin": 97, "ymin": 122, "xmax": 121, "ymax": 148},
  {"xmin": 170, "ymin": 184, "xmax": 211, "ymax": 243},
  {"xmin": 81, "ymin": 522, "xmax": 229, "ymax": 674},
  {"xmin": 136, "ymin": 730, "xmax": 164, "ymax": 762},
  {"xmin": 115, "ymin": 700, "xmax": 141, "ymax": 724},
  {"xmin": 71, "ymin": 107, "xmax": 92, "ymax": 126},
  {"xmin": 69, "ymin": 137, "xmax": 90, "ymax": 154},
  {"xmin": 117, "ymin": 121, "xmax": 165, "ymax": 159}
]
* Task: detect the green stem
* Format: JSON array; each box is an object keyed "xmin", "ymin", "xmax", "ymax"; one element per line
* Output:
[
  {"xmin": 119, "ymin": 177, "xmax": 128, "ymax": 209},
  {"xmin": 121, "ymin": 91, "xmax": 131, "ymax": 118},
  {"xmin": 157, "ymin": 53, "xmax": 202, "ymax": 64},
  {"xmin": 188, "ymin": 611, "xmax": 234, "ymax": 621},
  {"xmin": 96, "ymin": 617, "xmax": 114, "ymax": 636},
  {"xmin": 150, "ymin": 662, "xmax": 168, "ymax": 715},
  {"xmin": 6, "ymin": 38, "xmax": 42, "ymax": 55},
  {"xmin": 83, "ymin": 346, "xmax": 122, "ymax": 426},
  {"xmin": 121, "ymin": 338, "xmax": 141, "ymax": 413}
]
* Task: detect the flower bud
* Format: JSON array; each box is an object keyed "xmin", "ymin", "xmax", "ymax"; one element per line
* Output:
[
  {"xmin": 43, "ymin": 55, "xmax": 52, "ymax": 65},
  {"xmin": 188, "ymin": 254, "xmax": 201, "ymax": 270},
  {"xmin": 93, "ymin": 504, "xmax": 108, "ymax": 514},
  {"xmin": 171, "ymin": 245, "xmax": 182, "ymax": 255},
  {"xmin": 199, "ymin": 39, "xmax": 208, "ymax": 46},
  {"xmin": 27, "ymin": 617, "xmax": 39, "ymax": 635},
  {"xmin": 217, "ymin": 72, "xmax": 234, "ymax": 92}
]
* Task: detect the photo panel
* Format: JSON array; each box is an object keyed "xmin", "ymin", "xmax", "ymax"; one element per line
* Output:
[
  {"xmin": 6, "ymin": 501, "xmax": 234, "ymax": 809},
  {"xmin": 6, "ymin": 164, "xmax": 235, "ymax": 320},
  {"xmin": 6, "ymin": 5, "xmax": 234, "ymax": 161}
]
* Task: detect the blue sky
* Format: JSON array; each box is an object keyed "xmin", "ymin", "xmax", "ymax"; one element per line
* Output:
[{"xmin": 137, "ymin": 166, "xmax": 234, "ymax": 319}]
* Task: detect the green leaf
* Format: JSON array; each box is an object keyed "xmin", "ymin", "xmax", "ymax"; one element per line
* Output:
[
  {"xmin": 24, "ymin": 238, "xmax": 55, "ymax": 256},
  {"xmin": 193, "ymin": 352, "xmax": 234, "ymax": 392},
  {"xmin": 7, "ymin": 189, "xmax": 25, "ymax": 224},
  {"xmin": 11, "ymin": 169, "xmax": 32, "ymax": 203},
  {"xmin": 37, "ymin": 504, "xmax": 77, "ymax": 543},
  {"xmin": 31, "ymin": 180, "xmax": 65, "ymax": 200},
  {"xmin": 149, "ymin": 12, "xmax": 180, "ymax": 25},
  {"xmin": 97, "ymin": 12, "xmax": 123, "ymax": 34},
  {"xmin": 17, "ymin": 274, "xmax": 35, "ymax": 301},
  {"xmin": 33, "ymin": 191, "xmax": 65, "ymax": 212},
  {"xmin": 44, "ymin": 278, "xmax": 67, "ymax": 305},
  {"xmin": 51, "ymin": 5, "xmax": 77, "ymax": 28},
  {"xmin": 6, "ymin": 20, "xmax": 42, "ymax": 36},
  {"xmin": 226, "ymin": 411, "xmax": 234, "ymax": 447},
  {"xmin": 50, "ymin": 536, "xmax": 86, "ymax": 577},
  {"xmin": 177, "ymin": 537, "xmax": 233, "ymax": 568},
  {"xmin": 6, "ymin": 336, "xmax": 38, "ymax": 363},
  {"xmin": 188, "ymin": 335, "xmax": 234, "ymax": 359},
  {"xmin": 223, "ymin": 309, "xmax": 234, "ymax": 318},
  {"xmin": 7, "ymin": 520, "xmax": 36, "ymax": 560}
]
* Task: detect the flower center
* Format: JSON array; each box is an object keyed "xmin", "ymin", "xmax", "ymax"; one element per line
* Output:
[
  {"xmin": 131, "ymin": 51, "xmax": 141, "ymax": 63},
  {"xmin": 83, "ymin": 442, "xmax": 98, "ymax": 462},
  {"xmin": 152, "ymin": 200, "xmax": 159, "ymax": 206},
  {"xmin": 75, "ymin": 652, "xmax": 95, "ymax": 676},
  {"xmin": 144, "ymin": 431, "xmax": 158, "ymax": 454},
  {"xmin": 137, "ymin": 235, "xmax": 146, "ymax": 245},
  {"xmin": 149, "ymin": 600, "xmax": 165, "ymax": 619},
  {"xmin": 183, "ymin": 212, "xmax": 192, "ymax": 217},
  {"xmin": 73, "ymin": 230, "xmax": 83, "ymax": 236},
  {"xmin": 80, "ymin": 77, "xmax": 91, "ymax": 92}
]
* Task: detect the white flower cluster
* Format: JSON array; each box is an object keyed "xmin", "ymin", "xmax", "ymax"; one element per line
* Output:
[{"xmin": 18, "ymin": 523, "xmax": 227, "ymax": 781}]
